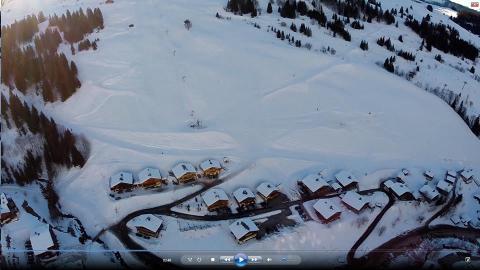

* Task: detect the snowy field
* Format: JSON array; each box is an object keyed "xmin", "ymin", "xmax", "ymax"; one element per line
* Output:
[{"xmin": 1, "ymin": 0, "xmax": 480, "ymax": 267}]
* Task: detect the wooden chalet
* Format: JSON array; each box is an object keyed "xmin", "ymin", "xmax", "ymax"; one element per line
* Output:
[
  {"xmin": 127, "ymin": 214, "xmax": 163, "ymax": 238},
  {"xmin": 202, "ymin": 188, "xmax": 229, "ymax": 211},
  {"xmin": 199, "ymin": 159, "xmax": 222, "ymax": 178},
  {"xmin": 419, "ymin": 184, "xmax": 440, "ymax": 202},
  {"xmin": 233, "ymin": 187, "xmax": 256, "ymax": 207},
  {"xmin": 341, "ymin": 191, "xmax": 369, "ymax": 214},
  {"xmin": 229, "ymin": 218, "xmax": 259, "ymax": 244},
  {"xmin": 109, "ymin": 172, "xmax": 134, "ymax": 193},
  {"xmin": 297, "ymin": 174, "xmax": 333, "ymax": 197},
  {"xmin": 30, "ymin": 224, "xmax": 59, "ymax": 263},
  {"xmin": 171, "ymin": 162, "xmax": 197, "ymax": 184},
  {"xmin": 436, "ymin": 180, "xmax": 453, "ymax": 196},
  {"xmin": 137, "ymin": 167, "xmax": 164, "ymax": 189},
  {"xmin": 334, "ymin": 170, "xmax": 358, "ymax": 190},
  {"xmin": 256, "ymin": 182, "xmax": 280, "ymax": 201},
  {"xmin": 460, "ymin": 169, "xmax": 474, "ymax": 184},
  {"xmin": 313, "ymin": 199, "xmax": 341, "ymax": 224},
  {"xmin": 1, "ymin": 193, "xmax": 19, "ymax": 225}
]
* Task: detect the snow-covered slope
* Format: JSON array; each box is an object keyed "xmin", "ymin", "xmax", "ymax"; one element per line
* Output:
[
  {"xmin": 2, "ymin": 0, "xmax": 480, "ymax": 233},
  {"xmin": 2, "ymin": 2, "xmax": 480, "ymax": 267}
]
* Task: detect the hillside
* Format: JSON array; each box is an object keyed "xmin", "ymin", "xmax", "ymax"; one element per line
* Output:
[{"xmin": 1, "ymin": 0, "xmax": 480, "ymax": 269}]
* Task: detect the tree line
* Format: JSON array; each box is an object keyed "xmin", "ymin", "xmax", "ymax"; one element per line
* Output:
[
  {"xmin": 1, "ymin": 8, "xmax": 104, "ymax": 103},
  {"xmin": 405, "ymin": 14, "xmax": 479, "ymax": 61},
  {"xmin": 1, "ymin": 91, "xmax": 89, "ymax": 186}
]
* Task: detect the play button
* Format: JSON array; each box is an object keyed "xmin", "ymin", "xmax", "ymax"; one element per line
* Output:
[{"xmin": 234, "ymin": 253, "xmax": 248, "ymax": 267}]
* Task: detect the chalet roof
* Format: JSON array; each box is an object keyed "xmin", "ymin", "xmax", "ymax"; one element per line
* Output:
[
  {"xmin": 446, "ymin": 170, "xmax": 457, "ymax": 178},
  {"xmin": 389, "ymin": 182, "xmax": 412, "ymax": 197},
  {"xmin": 460, "ymin": 169, "xmax": 474, "ymax": 180},
  {"xmin": 419, "ymin": 185, "xmax": 439, "ymax": 200},
  {"xmin": 341, "ymin": 191, "xmax": 369, "ymax": 212},
  {"xmin": 1, "ymin": 193, "xmax": 11, "ymax": 214},
  {"xmin": 229, "ymin": 218, "xmax": 259, "ymax": 240},
  {"xmin": 110, "ymin": 172, "xmax": 134, "ymax": 188},
  {"xmin": 172, "ymin": 162, "xmax": 196, "ymax": 179},
  {"xmin": 300, "ymin": 174, "xmax": 329, "ymax": 193},
  {"xmin": 202, "ymin": 188, "xmax": 229, "ymax": 207},
  {"xmin": 256, "ymin": 182, "xmax": 278, "ymax": 198},
  {"xmin": 329, "ymin": 181, "xmax": 342, "ymax": 191},
  {"xmin": 137, "ymin": 167, "xmax": 162, "ymax": 184},
  {"xmin": 396, "ymin": 172, "xmax": 407, "ymax": 182},
  {"xmin": 335, "ymin": 170, "xmax": 358, "ymax": 188},
  {"xmin": 30, "ymin": 224, "xmax": 55, "ymax": 256},
  {"xmin": 313, "ymin": 199, "xmax": 341, "ymax": 220},
  {"xmin": 199, "ymin": 159, "xmax": 221, "ymax": 171},
  {"xmin": 126, "ymin": 214, "xmax": 163, "ymax": 233},
  {"xmin": 383, "ymin": 180, "xmax": 395, "ymax": 189},
  {"xmin": 436, "ymin": 180, "xmax": 453, "ymax": 193},
  {"xmin": 424, "ymin": 170, "xmax": 435, "ymax": 179},
  {"xmin": 445, "ymin": 175, "xmax": 456, "ymax": 184},
  {"xmin": 233, "ymin": 187, "xmax": 255, "ymax": 203}
]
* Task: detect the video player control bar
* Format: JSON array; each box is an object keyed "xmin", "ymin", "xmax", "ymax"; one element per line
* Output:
[{"xmin": 181, "ymin": 254, "xmax": 301, "ymax": 266}]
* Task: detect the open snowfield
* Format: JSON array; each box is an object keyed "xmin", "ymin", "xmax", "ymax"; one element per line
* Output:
[{"xmin": 2, "ymin": 0, "xmax": 480, "ymax": 266}]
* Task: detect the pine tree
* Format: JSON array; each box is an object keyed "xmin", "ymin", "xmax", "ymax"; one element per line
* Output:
[{"xmin": 267, "ymin": 2, "xmax": 273, "ymax": 14}]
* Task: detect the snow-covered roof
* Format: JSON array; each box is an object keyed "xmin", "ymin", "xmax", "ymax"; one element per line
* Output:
[
  {"xmin": 1, "ymin": 193, "xmax": 11, "ymax": 214},
  {"xmin": 335, "ymin": 170, "xmax": 357, "ymax": 187},
  {"xmin": 419, "ymin": 185, "xmax": 439, "ymax": 200},
  {"xmin": 383, "ymin": 180, "xmax": 395, "ymax": 189},
  {"xmin": 424, "ymin": 170, "xmax": 435, "ymax": 179},
  {"xmin": 389, "ymin": 182, "xmax": 412, "ymax": 197},
  {"xmin": 229, "ymin": 218, "xmax": 259, "ymax": 240},
  {"xmin": 199, "ymin": 159, "xmax": 221, "ymax": 171},
  {"xmin": 30, "ymin": 224, "xmax": 54, "ymax": 256},
  {"xmin": 300, "ymin": 174, "xmax": 329, "ymax": 193},
  {"xmin": 436, "ymin": 180, "xmax": 453, "ymax": 193},
  {"xmin": 202, "ymin": 188, "xmax": 229, "ymax": 207},
  {"xmin": 233, "ymin": 187, "xmax": 255, "ymax": 203},
  {"xmin": 137, "ymin": 167, "xmax": 162, "ymax": 183},
  {"xmin": 445, "ymin": 175, "xmax": 456, "ymax": 183},
  {"xmin": 172, "ymin": 162, "xmax": 196, "ymax": 179},
  {"xmin": 396, "ymin": 172, "xmax": 407, "ymax": 182},
  {"xmin": 256, "ymin": 182, "xmax": 279, "ymax": 198},
  {"xmin": 460, "ymin": 214, "xmax": 472, "ymax": 224},
  {"xmin": 341, "ymin": 191, "xmax": 369, "ymax": 212},
  {"xmin": 329, "ymin": 181, "xmax": 342, "ymax": 191},
  {"xmin": 450, "ymin": 214, "xmax": 460, "ymax": 224},
  {"xmin": 446, "ymin": 170, "xmax": 457, "ymax": 177},
  {"xmin": 110, "ymin": 172, "xmax": 134, "ymax": 188},
  {"xmin": 460, "ymin": 169, "xmax": 474, "ymax": 180},
  {"xmin": 126, "ymin": 214, "xmax": 163, "ymax": 233},
  {"xmin": 313, "ymin": 199, "xmax": 341, "ymax": 220}
]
